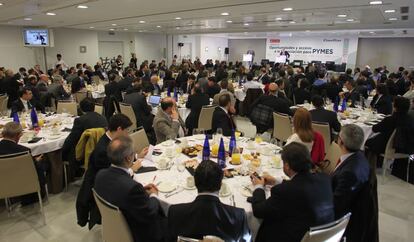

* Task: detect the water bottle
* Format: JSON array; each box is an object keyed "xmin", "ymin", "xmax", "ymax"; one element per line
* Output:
[
  {"xmin": 30, "ymin": 108, "xmax": 39, "ymax": 129},
  {"xmin": 12, "ymin": 112, "xmax": 20, "ymax": 123},
  {"xmin": 173, "ymin": 87, "xmax": 178, "ymax": 101},
  {"xmin": 229, "ymin": 130, "xmax": 236, "ymax": 156},
  {"xmin": 218, "ymin": 138, "xmax": 226, "ymax": 169},
  {"xmin": 202, "ymin": 135, "xmax": 210, "ymax": 161},
  {"xmin": 360, "ymin": 94, "xmax": 365, "ymax": 109},
  {"xmin": 341, "ymin": 98, "xmax": 347, "ymax": 112},
  {"xmin": 167, "ymin": 87, "xmax": 171, "ymax": 97},
  {"xmin": 333, "ymin": 96, "xmax": 339, "ymax": 113}
]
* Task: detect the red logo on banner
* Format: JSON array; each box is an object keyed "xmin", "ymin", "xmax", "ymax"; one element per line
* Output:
[{"xmin": 270, "ymin": 39, "xmax": 280, "ymax": 43}]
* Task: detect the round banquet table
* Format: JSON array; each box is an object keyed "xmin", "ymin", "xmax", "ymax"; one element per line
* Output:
[
  {"xmin": 133, "ymin": 136, "xmax": 285, "ymax": 240},
  {"xmin": 0, "ymin": 113, "xmax": 75, "ymax": 193}
]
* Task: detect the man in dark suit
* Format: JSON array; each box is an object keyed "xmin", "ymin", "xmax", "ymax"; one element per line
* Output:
[
  {"xmin": 62, "ymin": 98, "xmax": 108, "ymax": 161},
  {"xmin": 251, "ymin": 142, "xmax": 334, "ymax": 242},
  {"xmin": 123, "ymin": 84, "xmax": 154, "ymax": 132},
  {"xmin": 71, "ymin": 70, "xmax": 86, "ymax": 94},
  {"xmin": 212, "ymin": 94, "xmax": 236, "ymax": 136},
  {"xmin": 370, "ymin": 83, "xmax": 393, "ymax": 115},
  {"xmin": 333, "ymin": 124, "xmax": 378, "ymax": 242},
  {"xmin": 10, "ymin": 87, "xmax": 44, "ymax": 114},
  {"xmin": 118, "ymin": 68, "xmax": 135, "ymax": 92},
  {"xmin": 180, "ymin": 74, "xmax": 196, "ymax": 94},
  {"xmin": 206, "ymin": 77, "xmax": 221, "ymax": 99},
  {"xmin": 251, "ymin": 83, "xmax": 292, "ymax": 116},
  {"xmin": 0, "ymin": 122, "xmax": 46, "ymax": 205},
  {"xmin": 4, "ymin": 69, "xmax": 22, "ymax": 108},
  {"xmin": 168, "ymin": 160, "xmax": 250, "ymax": 241},
  {"xmin": 185, "ymin": 85, "xmax": 210, "ymax": 135},
  {"xmin": 257, "ymin": 67, "xmax": 270, "ymax": 84},
  {"xmin": 340, "ymin": 79, "xmax": 360, "ymax": 107},
  {"xmin": 104, "ymin": 73, "xmax": 122, "ymax": 101},
  {"xmin": 95, "ymin": 136, "xmax": 166, "ymax": 242},
  {"xmin": 143, "ymin": 75, "xmax": 162, "ymax": 94},
  {"xmin": 310, "ymin": 95, "xmax": 341, "ymax": 141},
  {"xmin": 175, "ymin": 65, "xmax": 189, "ymax": 89}
]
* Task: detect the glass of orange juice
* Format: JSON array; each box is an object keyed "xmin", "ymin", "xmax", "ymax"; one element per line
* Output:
[
  {"xmin": 255, "ymin": 135, "xmax": 263, "ymax": 144},
  {"xmin": 231, "ymin": 148, "xmax": 241, "ymax": 165}
]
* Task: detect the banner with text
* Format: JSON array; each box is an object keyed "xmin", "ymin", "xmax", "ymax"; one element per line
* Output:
[{"xmin": 265, "ymin": 36, "xmax": 358, "ymax": 66}]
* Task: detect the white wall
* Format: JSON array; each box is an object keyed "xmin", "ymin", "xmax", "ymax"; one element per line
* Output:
[
  {"xmin": 228, "ymin": 39, "xmax": 267, "ymax": 64},
  {"xmin": 199, "ymin": 36, "xmax": 228, "ymax": 63},
  {"xmin": 97, "ymin": 31, "xmax": 135, "ymax": 61},
  {"xmin": 134, "ymin": 33, "xmax": 167, "ymax": 63},
  {"xmin": 356, "ymin": 37, "xmax": 414, "ymax": 71}
]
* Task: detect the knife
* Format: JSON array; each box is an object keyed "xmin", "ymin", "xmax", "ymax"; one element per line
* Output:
[{"xmin": 165, "ymin": 188, "xmax": 184, "ymax": 198}]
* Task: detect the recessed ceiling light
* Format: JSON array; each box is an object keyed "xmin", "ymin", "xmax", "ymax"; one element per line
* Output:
[
  {"xmin": 138, "ymin": 30, "xmax": 143, "ymax": 32},
  {"xmin": 369, "ymin": 31, "xmax": 375, "ymax": 34},
  {"xmin": 176, "ymin": 27, "xmax": 180, "ymax": 29},
  {"xmin": 305, "ymin": 30, "xmax": 311, "ymax": 32},
  {"xmin": 275, "ymin": 17, "xmax": 282, "ymax": 21},
  {"xmin": 24, "ymin": 17, "xmax": 32, "ymax": 21},
  {"xmin": 123, "ymin": 28, "xmax": 128, "ymax": 31},
  {"xmin": 289, "ymin": 21, "xmax": 296, "ymax": 24},
  {"xmin": 369, "ymin": 1, "xmax": 382, "ymax": 5},
  {"xmin": 226, "ymin": 20, "xmax": 233, "ymax": 23},
  {"xmin": 156, "ymin": 25, "xmax": 161, "ymax": 28},
  {"xmin": 337, "ymin": 14, "xmax": 347, "ymax": 18},
  {"xmin": 111, "ymin": 23, "xmax": 117, "ymax": 26},
  {"xmin": 206, "ymin": 26, "xmax": 211, "ymax": 28},
  {"xmin": 109, "ymin": 28, "xmax": 115, "ymax": 31},
  {"xmin": 221, "ymin": 12, "xmax": 230, "ymax": 16},
  {"xmin": 388, "ymin": 17, "xmax": 398, "ymax": 21},
  {"xmin": 139, "ymin": 20, "xmax": 146, "ymax": 23},
  {"xmin": 89, "ymin": 26, "xmax": 94, "ymax": 29},
  {"xmin": 0, "ymin": 3, "xmax": 4, "ymax": 6},
  {"xmin": 244, "ymin": 32, "xmax": 248, "ymax": 34},
  {"xmin": 346, "ymin": 18, "xmax": 355, "ymax": 22},
  {"xmin": 243, "ymin": 23, "xmax": 249, "ymax": 26},
  {"xmin": 175, "ymin": 17, "xmax": 182, "ymax": 20},
  {"xmin": 46, "ymin": 12, "xmax": 56, "ymax": 16},
  {"xmin": 77, "ymin": 5, "xmax": 88, "ymax": 9},
  {"xmin": 283, "ymin": 7, "xmax": 293, "ymax": 11},
  {"xmin": 384, "ymin": 9, "xmax": 396, "ymax": 13}
]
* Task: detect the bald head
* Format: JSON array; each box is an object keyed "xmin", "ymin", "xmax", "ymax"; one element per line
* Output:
[
  {"xmin": 269, "ymin": 83, "xmax": 279, "ymax": 94},
  {"xmin": 160, "ymin": 97, "xmax": 175, "ymax": 112},
  {"xmin": 107, "ymin": 136, "xmax": 134, "ymax": 167},
  {"xmin": 40, "ymin": 74, "xmax": 49, "ymax": 82}
]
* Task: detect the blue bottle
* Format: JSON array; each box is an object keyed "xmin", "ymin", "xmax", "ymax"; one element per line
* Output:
[
  {"xmin": 167, "ymin": 87, "xmax": 171, "ymax": 97},
  {"xmin": 229, "ymin": 130, "xmax": 236, "ymax": 156},
  {"xmin": 12, "ymin": 112, "xmax": 20, "ymax": 123},
  {"xmin": 218, "ymin": 138, "xmax": 226, "ymax": 169},
  {"xmin": 341, "ymin": 98, "xmax": 347, "ymax": 112},
  {"xmin": 173, "ymin": 87, "xmax": 178, "ymax": 101},
  {"xmin": 202, "ymin": 135, "xmax": 210, "ymax": 161},
  {"xmin": 333, "ymin": 96, "xmax": 339, "ymax": 113},
  {"xmin": 30, "ymin": 108, "xmax": 39, "ymax": 129}
]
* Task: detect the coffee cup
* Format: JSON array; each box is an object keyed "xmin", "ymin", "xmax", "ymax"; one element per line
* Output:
[
  {"xmin": 186, "ymin": 176, "xmax": 195, "ymax": 188},
  {"xmin": 247, "ymin": 141, "xmax": 255, "ymax": 150},
  {"xmin": 261, "ymin": 147, "xmax": 272, "ymax": 155},
  {"xmin": 165, "ymin": 147, "xmax": 174, "ymax": 157},
  {"xmin": 181, "ymin": 138, "xmax": 189, "ymax": 148},
  {"xmin": 220, "ymin": 182, "xmax": 229, "ymax": 196},
  {"xmin": 157, "ymin": 158, "xmax": 168, "ymax": 169}
]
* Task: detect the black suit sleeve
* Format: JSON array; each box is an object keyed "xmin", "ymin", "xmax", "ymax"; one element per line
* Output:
[
  {"xmin": 125, "ymin": 184, "xmax": 161, "ymax": 224},
  {"xmin": 251, "ymin": 186, "xmax": 287, "ymax": 220},
  {"xmin": 62, "ymin": 117, "xmax": 83, "ymax": 153},
  {"xmin": 186, "ymin": 95, "xmax": 193, "ymax": 109},
  {"xmin": 333, "ymin": 171, "xmax": 358, "ymax": 218},
  {"xmin": 372, "ymin": 117, "xmax": 391, "ymax": 133},
  {"xmin": 330, "ymin": 113, "xmax": 341, "ymax": 132}
]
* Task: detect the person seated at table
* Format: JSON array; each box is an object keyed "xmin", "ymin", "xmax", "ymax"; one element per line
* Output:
[
  {"xmin": 11, "ymin": 87, "xmax": 44, "ymax": 114},
  {"xmin": 71, "ymin": 70, "xmax": 87, "ymax": 94},
  {"xmin": 370, "ymin": 83, "xmax": 393, "ymax": 115},
  {"xmin": 95, "ymin": 136, "xmax": 166, "ymax": 242},
  {"xmin": 250, "ymin": 142, "xmax": 334, "ymax": 242},
  {"xmin": 185, "ymin": 85, "xmax": 210, "ymax": 135},
  {"xmin": 294, "ymin": 78, "xmax": 311, "ymax": 105},
  {"xmin": 212, "ymin": 94, "xmax": 236, "ymax": 137},
  {"xmin": 213, "ymin": 80, "xmax": 236, "ymax": 113},
  {"xmin": 310, "ymin": 95, "xmax": 341, "ymax": 141},
  {"xmin": 257, "ymin": 67, "xmax": 270, "ymax": 84},
  {"xmin": 286, "ymin": 108, "xmax": 325, "ymax": 164},
  {"xmin": 0, "ymin": 122, "xmax": 47, "ymax": 205},
  {"xmin": 76, "ymin": 113, "xmax": 148, "ymax": 228},
  {"xmin": 162, "ymin": 70, "xmax": 176, "ymax": 92},
  {"xmin": 62, "ymin": 98, "xmax": 108, "ymax": 165},
  {"xmin": 326, "ymin": 76, "xmax": 342, "ymax": 102},
  {"xmin": 181, "ymin": 74, "xmax": 195, "ymax": 94},
  {"xmin": 339, "ymin": 79, "xmax": 360, "ymax": 107},
  {"xmin": 123, "ymin": 84, "xmax": 154, "ymax": 133},
  {"xmin": 153, "ymin": 97, "xmax": 185, "ymax": 144},
  {"xmin": 366, "ymin": 97, "xmax": 414, "ymax": 164},
  {"xmin": 333, "ymin": 124, "xmax": 378, "ymax": 241},
  {"xmin": 205, "ymin": 76, "xmax": 220, "ymax": 99},
  {"xmin": 118, "ymin": 68, "xmax": 135, "ymax": 92},
  {"xmin": 143, "ymin": 75, "xmax": 162, "ymax": 95},
  {"xmin": 168, "ymin": 160, "xmax": 250, "ymax": 241},
  {"xmin": 403, "ymin": 77, "xmax": 414, "ymax": 106},
  {"xmin": 48, "ymin": 75, "xmax": 71, "ymax": 101},
  {"xmin": 243, "ymin": 73, "xmax": 262, "ymax": 92}
]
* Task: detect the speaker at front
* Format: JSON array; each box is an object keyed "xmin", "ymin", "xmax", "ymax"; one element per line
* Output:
[{"xmin": 224, "ymin": 47, "xmax": 229, "ymax": 55}]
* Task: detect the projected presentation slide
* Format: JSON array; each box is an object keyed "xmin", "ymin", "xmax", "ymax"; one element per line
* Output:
[{"xmin": 24, "ymin": 29, "xmax": 49, "ymax": 46}]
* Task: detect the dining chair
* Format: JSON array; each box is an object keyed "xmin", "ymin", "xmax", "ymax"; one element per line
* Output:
[
  {"xmin": 0, "ymin": 94, "xmax": 8, "ymax": 116},
  {"xmin": 74, "ymin": 91, "xmax": 89, "ymax": 104},
  {"xmin": 300, "ymin": 213, "xmax": 351, "ymax": 242},
  {"xmin": 0, "ymin": 151, "xmax": 46, "ymax": 225},
  {"xmin": 119, "ymin": 103, "xmax": 137, "ymax": 131},
  {"xmin": 92, "ymin": 188, "xmax": 134, "ymax": 242},
  {"xmin": 198, "ymin": 105, "xmax": 216, "ymax": 131},
  {"xmin": 57, "ymin": 101, "xmax": 77, "ymax": 116},
  {"xmin": 312, "ymin": 122, "xmax": 331, "ymax": 152},
  {"xmin": 130, "ymin": 127, "xmax": 150, "ymax": 154},
  {"xmin": 94, "ymin": 104, "xmax": 104, "ymax": 115},
  {"xmin": 380, "ymin": 130, "xmax": 411, "ymax": 183},
  {"xmin": 322, "ymin": 142, "xmax": 342, "ymax": 175},
  {"xmin": 272, "ymin": 112, "xmax": 293, "ymax": 144}
]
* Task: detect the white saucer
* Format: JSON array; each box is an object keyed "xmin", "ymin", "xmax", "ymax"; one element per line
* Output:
[
  {"xmin": 219, "ymin": 190, "xmax": 232, "ymax": 197},
  {"xmin": 158, "ymin": 182, "xmax": 177, "ymax": 193},
  {"xmin": 240, "ymin": 187, "xmax": 253, "ymax": 197},
  {"xmin": 155, "ymin": 162, "xmax": 173, "ymax": 170},
  {"xmin": 182, "ymin": 184, "xmax": 197, "ymax": 190}
]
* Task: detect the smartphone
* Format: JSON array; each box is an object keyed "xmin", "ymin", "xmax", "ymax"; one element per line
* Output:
[{"xmin": 250, "ymin": 172, "xmax": 261, "ymax": 180}]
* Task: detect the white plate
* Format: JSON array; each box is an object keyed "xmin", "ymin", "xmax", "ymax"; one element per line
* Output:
[
  {"xmin": 240, "ymin": 187, "xmax": 253, "ymax": 197},
  {"xmin": 219, "ymin": 189, "xmax": 232, "ymax": 197},
  {"xmin": 182, "ymin": 183, "xmax": 197, "ymax": 190},
  {"xmin": 158, "ymin": 182, "xmax": 177, "ymax": 193},
  {"xmin": 193, "ymin": 135, "xmax": 205, "ymax": 141},
  {"xmin": 48, "ymin": 136, "xmax": 60, "ymax": 140},
  {"xmin": 155, "ymin": 162, "xmax": 173, "ymax": 170}
]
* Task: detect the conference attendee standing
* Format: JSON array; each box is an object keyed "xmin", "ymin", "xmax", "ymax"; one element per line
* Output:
[
  {"xmin": 130, "ymin": 53, "xmax": 138, "ymax": 69},
  {"xmin": 95, "ymin": 136, "xmax": 166, "ymax": 242},
  {"xmin": 123, "ymin": 84, "xmax": 154, "ymax": 132},
  {"xmin": 211, "ymin": 94, "xmax": 236, "ymax": 136},
  {"xmin": 310, "ymin": 95, "xmax": 341, "ymax": 141},
  {"xmin": 250, "ymin": 142, "xmax": 334, "ymax": 242},
  {"xmin": 55, "ymin": 54, "xmax": 68, "ymax": 71},
  {"xmin": 153, "ymin": 97, "xmax": 185, "ymax": 144},
  {"xmin": 333, "ymin": 124, "xmax": 378, "ymax": 242},
  {"xmin": 370, "ymin": 83, "xmax": 393, "ymax": 115},
  {"xmin": 185, "ymin": 85, "xmax": 210, "ymax": 135},
  {"xmin": 4, "ymin": 69, "xmax": 22, "ymax": 108},
  {"xmin": 168, "ymin": 160, "xmax": 250, "ymax": 241}
]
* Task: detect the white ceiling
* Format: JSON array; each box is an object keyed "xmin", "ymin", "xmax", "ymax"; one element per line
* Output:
[{"xmin": 0, "ymin": 0, "xmax": 413, "ymax": 35}]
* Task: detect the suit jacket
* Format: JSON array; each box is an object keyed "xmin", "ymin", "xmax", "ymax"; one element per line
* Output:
[
  {"xmin": 71, "ymin": 77, "xmax": 85, "ymax": 93},
  {"xmin": 62, "ymin": 112, "xmax": 108, "ymax": 159},
  {"xmin": 206, "ymin": 84, "xmax": 221, "ymax": 99},
  {"xmin": 124, "ymin": 92, "xmax": 154, "ymax": 131},
  {"xmin": 325, "ymin": 83, "xmax": 342, "ymax": 102},
  {"xmin": 370, "ymin": 94, "xmax": 392, "ymax": 115},
  {"xmin": 48, "ymin": 83, "xmax": 70, "ymax": 100},
  {"xmin": 257, "ymin": 73, "xmax": 270, "ymax": 84},
  {"xmin": 251, "ymin": 94, "xmax": 292, "ymax": 116},
  {"xmin": 344, "ymin": 89, "xmax": 360, "ymax": 107},
  {"xmin": 294, "ymin": 88, "xmax": 311, "ymax": 105},
  {"xmin": 310, "ymin": 108, "xmax": 341, "ymax": 140},
  {"xmin": 153, "ymin": 109, "xmax": 184, "ymax": 144},
  {"xmin": 143, "ymin": 83, "xmax": 162, "ymax": 95},
  {"xmin": 5, "ymin": 76, "xmax": 22, "ymax": 108},
  {"xmin": 175, "ymin": 71, "xmax": 189, "ymax": 88},
  {"xmin": 95, "ymin": 167, "xmax": 166, "ymax": 242},
  {"xmin": 118, "ymin": 76, "xmax": 134, "ymax": 92},
  {"xmin": 10, "ymin": 98, "xmax": 44, "ymax": 114},
  {"xmin": 168, "ymin": 195, "xmax": 250, "ymax": 242},
  {"xmin": 105, "ymin": 81, "xmax": 122, "ymax": 101},
  {"xmin": 185, "ymin": 93, "xmax": 210, "ymax": 130},
  {"xmin": 332, "ymin": 151, "xmax": 377, "ymax": 242},
  {"xmin": 180, "ymin": 82, "xmax": 194, "ymax": 94},
  {"xmin": 211, "ymin": 107, "xmax": 235, "ymax": 136},
  {"xmin": 252, "ymin": 172, "xmax": 335, "ymax": 242}
]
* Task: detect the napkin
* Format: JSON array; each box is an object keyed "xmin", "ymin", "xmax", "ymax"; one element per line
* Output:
[{"xmin": 144, "ymin": 145, "xmax": 155, "ymax": 162}]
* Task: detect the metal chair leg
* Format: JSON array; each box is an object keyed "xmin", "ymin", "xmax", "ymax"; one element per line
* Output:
[
  {"xmin": 37, "ymin": 191, "xmax": 46, "ymax": 226},
  {"xmin": 63, "ymin": 162, "xmax": 68, "ymax": 192},
  {"xmin": 407, "ymin": 158, "xmax": 412, "ymax": 183},
  {"xmin": 4, "ymin": 198, "xmax": 10, "ymax": 214}
]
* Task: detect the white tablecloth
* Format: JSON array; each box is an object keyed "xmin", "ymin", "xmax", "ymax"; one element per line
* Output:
[{"xmin": 133, "ymin": 137, "xmax": 283, "ymax": 239}]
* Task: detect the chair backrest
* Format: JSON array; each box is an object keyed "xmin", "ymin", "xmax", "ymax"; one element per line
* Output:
[
  {"xmin": 312, "ymin": 122, "xmax": 331, "ymax": 151},
  {"xmin": 74, "ymin": 91, "xmax": 89, "ymax": 103},
  {"xmin": 130, "ymin": 128, "xmax": 150, "ymax": 153},
  {"xmin": 119, "ymin": 103, "xmax": 137, "ymax": 131},
  {"xmin": 95, "ymin": 104, "xmax": 104, "ymax": 115},
  {"xmin": 323, "ymin": 142, "xmax": 341, "ymax": 174},
  {"xmin": 198, "ymin": 105, "xmax": 216, "ymax": 131},
  {"xmin": 273, "ymin": 112, "xmax": 293, "ymax": 142},
  {"xmin": 57, "ymin": 101, "xmax": 77, "ymax": 116},
  {"xmin": 0, "ymin": 95, "xmax": 8, "ymax": 115},
  {"xmin": 92, "ymin": 189, "xmax": 134, "ymax": 242},
  {"xmin": 383, "ymin": 130, "xmax": 397, "ymax": 159},
  {"xmin": 301, "ymin": 213, "xmax": 351, "ymax": 242},
  {"xmin": 243, "ymin": 88, "xmax": 263, "ymax": 115},
  {"xmin": 0, "ymin": 151, "xmax": 40, "ymax": 199}
]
